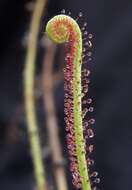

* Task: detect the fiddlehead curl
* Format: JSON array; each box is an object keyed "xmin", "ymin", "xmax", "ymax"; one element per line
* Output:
[
  {"xmin": 46, "ymin": 14, "xmax": 97, "ymax": 190},
  {"xmin": 46, "ymin": 15, "xmax": 81, "ymax": 44}
]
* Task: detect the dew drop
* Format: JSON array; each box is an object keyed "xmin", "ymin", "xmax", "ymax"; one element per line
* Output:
[
  {"xmin": 82, "ymin": 100, "xmax": 87, "ymax": 104},
  {"xmin": 86, "ymin": 145, "xmax": 94, "ymax": 154},
  {"xmin": 83, "ymin": 86, "xmax": 88, "ymax": 93},
  {"xmin": 83, "ymin": 78, "xmax": 90, "ymax": 84},
  {"xmin": 84, "ymin": 31, "xmax": 88, "ymax": 35},
  {"xmin": 66, "ymin": 133, "xmax": 73, "ymax": 139},
  {"xmin": 94, "ymin": 178, "xmax": 100, "ymax": 184},
  {"xmin": 88, "ymin": 144, "xmax": 94, "ymax": 153},
  {"xmin": 81, "ymin": 27, "xmax": 85, "ymax": 31},
  {"xmin": 61, "ymin": 9, "xmax": 66, "ymax": 14},
  {"xmin": 83, "ymin": 47, "xmax": 86, "ymax": 52},
  {"xmin": 84, "ymin": 22, "xmax": 87, "ymax": 27},
  {"xmin": 69, "ymin": 156, "xmax": 77, "ymax": 162},
  {"xmin": 88, "ymin": 107, "xmax": 94, "ymax": 112},
  {"xmin": 64, "ymin": 102, "xmax": 70, "ymax": 108},
  {"xmin": 66, "ymin": 53, "xmax": 71, "ymax": 58},
  {"xmin": 87, "ymin": 98, "xmax": 92, "ymax": 104},
  {"xmin": 88, "ymin": 57, "xmax": 92, "ymax": 61},
  {"xmin": 87, "ymin": 129, "xmax": 94, "ymax": 138},
  {"xmin": 65, "ymin": 57, "xmax": 68, "ymax": 62},
  {"xmin": 79, "ymin": 12, "xmax": 83, "ymax": 17},
  {"xmin": 65, "ymin": 70, "xmax": 72, "ymax": 81},
  {"xmin": 83, "ymin": 121, "xmax": 89, "ymax": 128},
  {"xmin": 69, "ymin": 149, "xmax": 76, "ymax": 156},
  {"xmin": 72, "ymin": 172, "xmax": 80, "ymax": 181},
  {"xmin": 87, "ymin": 158, "xmax": 95, "ymax": 166},
  {"xmin": 89, "ymin": 118, "xmax": 95, "ymax": 125},
  {"xmin": 82, "ymin": 60, "xmax": 89, "ymax": 64},
  {"xmin": 72, "ymin": 179, "xmax": 81, "ymax": 189},
  {"xmin": 88, "ymin": 40, "xmax": 92, "ymax": 47},
  {"xmin": 81, "ymin": 92, "xmax": 85, "ymax": 98},
  {"xmin": 68, "ymin": 144, "xmax": 75, "ymax": 151},
  {"xmin": 83, "ymin": 69, "xmax": 90, "ymax": 77},
  {"xmin": 90, "ymin": 171, "xmax": 98, "ymax": 178},
  {"xmin": 88, "ymin": 51, "xmax": 92, "ymax": 56},
  {"xmin": 70, "ymin": 162, "xmax": 76, "ymax": 172},
  {"xmin": 88, "ymin": 33, "xmax": 93, "ymax": 39},
  {"xmin": 65, "ymin": 93, "xmax": 69, "ymax": 98},
  {"xmin": 82, "ymin": 108, "xmax": 89, "ymax": 118},
  {"xmin": 84, "ymin": 41, "xmax": 89, "ymax": 46},
  {"xmin": 65, "ymin": 127, "xmax": 69, "ymax": 132},
  {"xmin": 76, "ymin": 12, "xmax": 83, "ymax": 21}
]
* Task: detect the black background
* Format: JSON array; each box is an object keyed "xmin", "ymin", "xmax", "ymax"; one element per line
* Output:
[{"xmin": 0, "ymin": 0, "xmax": 132, "ymax": 190}]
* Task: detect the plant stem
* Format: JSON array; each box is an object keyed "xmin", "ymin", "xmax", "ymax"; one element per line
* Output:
[
  {"xmin": 42, "ymin": 39, "xmax": 68, "ymax": 190},
  {"xmin": 24, "ymin": 0, "xmax": 47, "ymax": 189},
  {"xmin": 46, "ymin": 15, "xmax": 92, "ymax": 190},
  {"xmin": 73, "ymin": 39, "xmax": 91, "ymax": 190}
]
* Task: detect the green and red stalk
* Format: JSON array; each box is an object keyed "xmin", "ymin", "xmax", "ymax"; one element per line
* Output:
[{"xmin": 46, "ymin": 14, "xmax": 96, "ymax": 190}]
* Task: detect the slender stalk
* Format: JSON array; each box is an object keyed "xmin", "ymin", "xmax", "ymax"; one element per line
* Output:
[
  {"xmin": 46, "ymin": 15, "xmax": 92, "ymax": 190},
  {"xmin": 24, "ymin": 0, "xmax": 47, "ymax": 189},
  {"xmin": 42, "ymin": 39, "xmax": 68, "ymax": 190}
]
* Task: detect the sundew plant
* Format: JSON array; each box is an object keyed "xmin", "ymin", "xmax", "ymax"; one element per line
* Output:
[{"xmin": 46, "ymin": 11, "xmax": 99, "ymax": 190}]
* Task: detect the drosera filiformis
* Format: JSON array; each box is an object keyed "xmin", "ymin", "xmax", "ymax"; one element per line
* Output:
[{"xmin": 45, "ymin": 11, "xmax": 99, "ymax": 190}]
